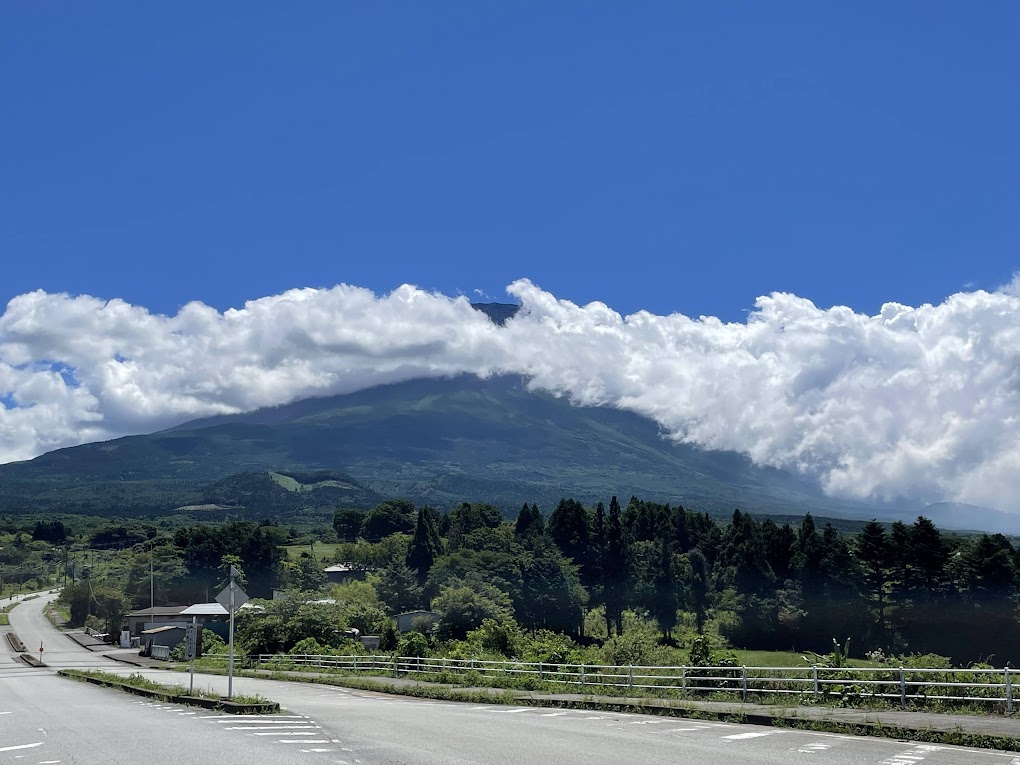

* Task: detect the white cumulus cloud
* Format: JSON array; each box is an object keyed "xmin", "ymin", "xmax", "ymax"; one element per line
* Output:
[{"xmin": 1, "ymin": 279, "xmax": 1019, "ymax": 513}]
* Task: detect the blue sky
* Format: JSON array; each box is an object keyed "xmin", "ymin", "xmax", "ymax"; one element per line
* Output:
[{"xmin": 1, "ymin": 2, "xmax": 1018, "ymax": 321}]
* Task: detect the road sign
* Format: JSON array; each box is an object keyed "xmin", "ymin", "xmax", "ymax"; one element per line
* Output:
[
  {"xmin": 215, "ymin": 581, "xmax": 249, "ymax": 610},
  {"xmin": 184, "ymin": 624, "xmax": 197, "ymax": 661}
]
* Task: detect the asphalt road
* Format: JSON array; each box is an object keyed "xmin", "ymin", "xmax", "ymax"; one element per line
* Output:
[{"xmin": 5, "ymin": 593, "xmax": 1020, "ymax": 765}]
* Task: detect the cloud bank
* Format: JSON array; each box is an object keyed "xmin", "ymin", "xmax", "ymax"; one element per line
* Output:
[{"xmin": 2, "ymin": 279, "xmax": 1019, "ymax": 512}]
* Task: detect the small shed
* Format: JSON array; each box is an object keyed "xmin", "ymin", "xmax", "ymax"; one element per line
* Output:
[
  {"xmin": 396, "ymin": 610, "xmax": 439, "ymax": 633},
  {"xmin": 141, "ymin": 625, "xmax": 186, "ymax": 659},
  {"xmin": 125, "ymin": 605, "xmax": 191, "ymax": 637}
]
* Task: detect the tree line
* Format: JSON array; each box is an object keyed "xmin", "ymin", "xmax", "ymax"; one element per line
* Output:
[{"xmin": 341, "ymin": 497, "xmax": 1020, "ymax": 664}]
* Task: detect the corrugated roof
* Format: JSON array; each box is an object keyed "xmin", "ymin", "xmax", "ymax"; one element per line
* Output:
[
  {"xmin": 125, "ymin": 606, "xmax": 189, "ymax": 617},
  {"xmin": 181, "ymin": 603, "xmax": 228, "ymax": 616}
]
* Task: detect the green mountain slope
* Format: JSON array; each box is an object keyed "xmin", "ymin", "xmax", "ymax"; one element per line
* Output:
[{"xmin": 0, "ymin": 374, "xmax": 886, "ymax": 520}]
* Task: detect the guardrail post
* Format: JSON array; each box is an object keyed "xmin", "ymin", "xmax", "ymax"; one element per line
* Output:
[
  {"xmin": 538, "ymin": 661, "xmax": 543, "ymax": 681},
  {"xmin": 899, "ymin": 666, "xmax": 906, "ymax": 708},
  {"xmin": 393, "ymin": 656, "xmax": 399, "ymax": 679},
  {"xmin": 353, "ymin": 656, "xmax": 358, "ymax": 671},
  {"xmin": 681, "ymin": 666, "xmax": 687, "ymax": 693},
  {"xmin": 629, "ymin": 665, "xmax": 634, "ymax": 692},
  {"xmin": 503, "ymin": 660, "xmax": 507, "ymax": 675},
  {"xmin": 1006, "ymin": 667, "xmax": 1013, "ymax": 716},
  {"xmin": 812, "ymin": 664, "xmax": 819, "ymax": 698},
  {"xmin": 580, "ymin": 663, "xmax": 586, "ymax": 686},
  {"xmin": 741, "ymin": 666, "xmax": 748, "ymax": 701}
]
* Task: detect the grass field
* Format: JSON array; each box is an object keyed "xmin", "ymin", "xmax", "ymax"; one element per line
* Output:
[{"xmin": 284, "ymin": 542, "xmax": 342, "ymax": 561}]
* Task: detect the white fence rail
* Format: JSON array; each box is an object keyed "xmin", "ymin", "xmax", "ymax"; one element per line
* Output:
[{"xmin": 210, "ymin": 653, "xmax": 1014, "ymax": 712}]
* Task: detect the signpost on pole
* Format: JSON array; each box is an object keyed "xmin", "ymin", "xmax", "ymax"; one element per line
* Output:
[
  {"xmin": 215, "ymin": 566, "xmax": 248, "ymax": 700},
  {"xmin": 185, "ymin": 617, "xmax": 198, "ymax": 694}
]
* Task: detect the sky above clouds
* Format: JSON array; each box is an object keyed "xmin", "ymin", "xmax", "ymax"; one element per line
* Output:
[{"xmin": 1, "ymin": 4, "xmax": 1018, "ymax": 512}]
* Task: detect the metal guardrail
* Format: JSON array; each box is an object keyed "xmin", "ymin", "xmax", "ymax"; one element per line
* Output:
[{"xmin": 197, "ymin": 653, "xmax": 1015, "ymax": 713}]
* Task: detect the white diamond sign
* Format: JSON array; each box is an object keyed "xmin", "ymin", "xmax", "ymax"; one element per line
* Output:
[{"xmin": 215, "ymin": 580, "xmax": 249, "ymax": 610}]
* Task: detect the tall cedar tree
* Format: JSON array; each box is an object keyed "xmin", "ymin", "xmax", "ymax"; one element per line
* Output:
[
  {"xmin": 406, "ymin": 508, "xmax": 439, "ymax": 584},
  {"xmin": 650, "ymin": 510, "xmax": 680, "ymax": 639},
  {"xmin": 603, "ymin": 496, "xmax": 630, "ymax": 636},
  {"xmin": 856, "ymin": 520, "xmax": 893, "ymax": 645},
  {"xmin": 514, "ymin": 502, "xmax": 545, "ymax": 540}
]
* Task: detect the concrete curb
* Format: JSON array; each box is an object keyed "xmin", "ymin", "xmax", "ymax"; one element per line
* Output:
[
  {"xmin": 6, "ymin": 631, "xmax": 26, "ymax": 652},
  {"xmin": 57, "ymin": 670, "xmax": 280, "ymax": 715}
]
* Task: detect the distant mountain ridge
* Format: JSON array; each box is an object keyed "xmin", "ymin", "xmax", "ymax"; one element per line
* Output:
[
  {"xmin": 920, "ymin": 502, "xmax": 1020, "ymax": 535},
  {"xmin": 0, "ymin": 371, "xmax": 906, "ymax": 522}
]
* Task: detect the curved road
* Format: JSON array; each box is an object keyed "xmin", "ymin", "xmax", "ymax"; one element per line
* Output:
[{"xmin": 3, "ymin": 593, "xmax": 1018, "ymax": 765}]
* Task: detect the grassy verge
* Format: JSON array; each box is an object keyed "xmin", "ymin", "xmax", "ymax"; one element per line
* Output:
[
  {"xmin": 218, "ymin": 658, "xmax": 1005, "ymax": 717},
  {"xmin": 182, "ymin": 664, "xmax": 521, "ymax": 705},
  {"xmin": 59, "ymin": 669, "xmax": 277, "ymax": 710},
  {"xmin": 0, "ymin": 600, "xmax": 20, "ymax": 625}
]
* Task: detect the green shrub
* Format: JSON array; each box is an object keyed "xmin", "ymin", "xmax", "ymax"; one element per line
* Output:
[{"xmin": 397, "ymin": 631, "xmax": 430, "ymax": 658}]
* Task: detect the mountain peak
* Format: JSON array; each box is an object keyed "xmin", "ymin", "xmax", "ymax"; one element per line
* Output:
[{"xmin": 471, "ymin": 302, "xmax": 520, "ymax": 326}]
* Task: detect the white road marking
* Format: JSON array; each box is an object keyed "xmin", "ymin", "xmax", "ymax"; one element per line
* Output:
[
  {"xmin": 722, "ymin": 731, "xmax": 773, "ymax": 740},
  {"xmin": 252, "ymin": 730, "xmax": 322, "ymax": 735},
  {"xmin": 300, "ymin": 749, "xmax": 336, "ymax": 753},
  {"xmin": 214, "ymin": 719, "xmax": 315, "ymax": 724},
  {"xmin": 880, "ymin": 744, "xmax": 943, "ymax": 765},
  {"xmin": 796, "ymin": 742, "xmax": 832, "ymax": 753},
  {"xmin": 0, "ymin": 711, "xmax": 12, "ymax": 715},
  {"xmin": 38, "ymin": 761, "xmax": 61, "ymax": 764},
  {"xmin": 277, "ymin": 739, "xmax": 330, "ymax": 744},
  {"xmin": 227, "ymin": 725, "xmax": 320, "ymax": 731},
  {"xmin": 0, "ymin": 743, "xmax": 43, "ymax": 753},
  {"xmin": 200, "ymin": 718, "xmax": 303, "ymax": 722},
  {"xmin": 660, "ymin": 727, "xmax": 718, "ymax": 733},
  {"xmin": 541, "ymin": 712, "xmax": 567, "ymax": 717}
]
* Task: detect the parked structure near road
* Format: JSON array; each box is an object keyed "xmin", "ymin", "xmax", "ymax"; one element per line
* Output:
[{"xmin": 125, "ymin": 605, "xmax": 191, "ymax": 636}]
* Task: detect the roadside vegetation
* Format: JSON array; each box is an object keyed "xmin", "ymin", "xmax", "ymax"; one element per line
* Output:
[{"xmin": 6, "ymin": 496, "xmax": 1019, "ymax": 692}]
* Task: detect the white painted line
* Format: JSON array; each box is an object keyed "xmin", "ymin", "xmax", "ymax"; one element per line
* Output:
[
  {"xmin": 214, "ymin": 719, "xmax": 315, "ymax": 724},
  {"xmin": 200, "ymin": 718, "xmax": 303, "ymax": 722},
  {"xmin": 277, "ymin": 740, "xmax": 330, "ymax": 744},
  {"xmin": 495, "ymin": 708, "xmax": 531, "ymax": 714},
  {"xmin": 663, "ymin": 727, "xmax": 715, "ymax": 733},
  {"xmin": 0, "ymin": 743, "xmax": 43, "ymax": 753},
  {"xmin": 0, "ymin": 711, "xmax": 12, "ymax": 715},
  {"xmin": 300, "ymin": 749, "xmax": 336, "ymax": 753},
  {"xmin": 38, "ymin": 761, "xmax": 62, "ymax": 764},
  {"xmin": 252, "ymin": 730, "xmax": 322, "ymax": 735},
  {"xmin": 722, "ymin": 732, "xmax": 773, "ymax": 740},
  {"xmin": 228, "ymin": 725, "xmax": 320, "ymax": 731},
  {"xmin": 796, "ymin": 743, "xmax": 833, "ymax": 753}
]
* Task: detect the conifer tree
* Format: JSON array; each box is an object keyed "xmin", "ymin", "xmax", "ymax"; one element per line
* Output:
[{"xmin": 603, "ymin": 496, "xmax": 630, "ymax": 636}]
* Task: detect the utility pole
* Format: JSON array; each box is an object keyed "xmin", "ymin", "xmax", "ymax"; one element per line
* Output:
[{"xmin": 150, "ymin": 544, "xmax": 155, "ymax": 613}]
